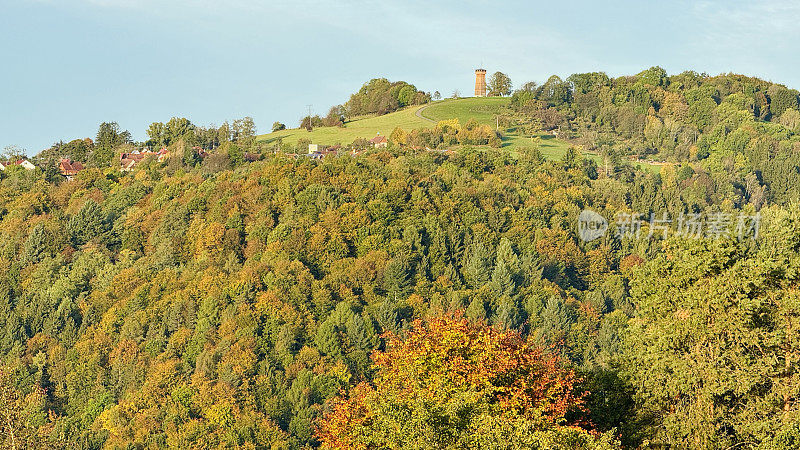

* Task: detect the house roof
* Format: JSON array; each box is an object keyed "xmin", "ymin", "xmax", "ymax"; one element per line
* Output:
[
  {"xmin": 120, "ymin": 159, "xmax": 137, "ymax": 170},
  {"xmin": 59, "ymin": 159, "xmax": 85, "ymax": 175},
  {"xmin": 120, "ymin": 152, "xmax": 152, "ymax": 163},
  {"xmin": 2, "ymin": 159, "xmax": 35, "ymax": 169},
  {"xmin": 369, "ymin": 135, "xmax": 388, "ymax": 144}
]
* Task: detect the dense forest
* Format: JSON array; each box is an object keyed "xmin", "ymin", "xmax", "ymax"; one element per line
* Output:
[
  {"xmin": 508, "ymin": 67, "xmax": 800, "ymax": 206},
  {"xmin": 4, "ymin": 69, "xmax": 800, "ymax": 449}
]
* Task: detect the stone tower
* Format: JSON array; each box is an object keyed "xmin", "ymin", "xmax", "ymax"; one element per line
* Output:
[{"xmin": 474, "ymin": 69, "xmax": 487, "ymax": 97}]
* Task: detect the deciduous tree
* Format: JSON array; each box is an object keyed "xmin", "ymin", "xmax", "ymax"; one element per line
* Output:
[
  {"xmin": 488, "ymin": 71, "xmax": 513, "ymax": 97},
  {"xmin": 317, "ymin": 314, "xmax": 618, "ymax": 449}
]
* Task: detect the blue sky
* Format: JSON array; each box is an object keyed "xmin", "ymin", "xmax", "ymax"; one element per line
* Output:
[{"xmin": 2, "ymin": 0, "xmax": 800, "ymax": 154}]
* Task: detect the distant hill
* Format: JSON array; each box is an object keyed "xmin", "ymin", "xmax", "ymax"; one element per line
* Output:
[{"xmin": 258, "ymin": 97, "xmax": 577, "ymax": 162}]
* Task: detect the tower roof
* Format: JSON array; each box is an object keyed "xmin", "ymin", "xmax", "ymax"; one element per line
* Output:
[{"xmin": 475, "ymin": 68, "xmax": 486, "ymax": 72}]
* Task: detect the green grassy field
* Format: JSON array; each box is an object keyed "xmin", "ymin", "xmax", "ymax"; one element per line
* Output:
[
  {"xmin": 502, "ymin": 133, "xmax": 572, "ymax": 160},
  {"xmin": 255, "ymin": 97, "xmax": 512, "ymax": 147},
  {"xmin": 420, "ymin": 97, "xmax": 510, "ymax": 126},
  {"xmin": 256, "ymin": 97, "xmax": 659, "ymax": 171},
  {"xmin": 257, "ymin": 105, "xmax": 433, "ymax": 146}
]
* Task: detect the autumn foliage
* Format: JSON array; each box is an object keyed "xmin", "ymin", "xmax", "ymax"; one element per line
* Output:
[
  {"xmin": 317, "ymin": 315, "xmax": 614, "ymax": 449},
  {"xmin": 0, "ymin": 367, "xmax": 62, "ymax": 449}
]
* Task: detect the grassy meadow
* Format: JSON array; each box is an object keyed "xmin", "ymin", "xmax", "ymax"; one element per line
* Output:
[
  {"xmin": 255, "ymin": 97, "xmax": 671, "ymax": 171},
  {"xmin": 257, "ymin": 105, "xmax": 433, "ymax": 146}
]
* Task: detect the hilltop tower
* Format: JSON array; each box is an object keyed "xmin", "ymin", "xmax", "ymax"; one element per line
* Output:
[{"xmin": 474, "ymin": 69, "xmax": 487, "ymax": 97}]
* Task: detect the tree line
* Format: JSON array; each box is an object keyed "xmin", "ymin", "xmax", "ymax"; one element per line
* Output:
[{"xmin": 506, "ymin": 67, "xmax": 800, "ymax": 206}]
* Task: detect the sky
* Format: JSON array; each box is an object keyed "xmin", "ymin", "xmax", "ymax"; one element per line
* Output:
[{"xmin": 2, "ymin": 0, "xmax": 800, "ymax": 155}]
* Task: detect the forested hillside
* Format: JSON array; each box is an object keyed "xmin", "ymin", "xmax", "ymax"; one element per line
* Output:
[
  {"xmin": 2, "ymin": 146, "xmax": 631, "ymax": 447},
  {"xmin": 508, "ymin": 67, "xmax": 800, "ymax": 205},
  {"xmin": 4, "ymin": 69, "xmax": 800, "ymax": 449}
]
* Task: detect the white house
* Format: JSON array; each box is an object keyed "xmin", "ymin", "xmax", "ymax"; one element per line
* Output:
[{"xmin": 0, "ymin": 159, "xmax": 35, "ymax": 171}]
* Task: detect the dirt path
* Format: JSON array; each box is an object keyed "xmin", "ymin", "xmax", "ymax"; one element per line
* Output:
[{"xmin": 415, "ymin": 104, "xmax": 436, "ymax": 123}]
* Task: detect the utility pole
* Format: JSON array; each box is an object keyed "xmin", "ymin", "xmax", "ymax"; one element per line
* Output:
[{"xmin": 306, "ymin": 104, "xmax": 313, "ymax": 131}]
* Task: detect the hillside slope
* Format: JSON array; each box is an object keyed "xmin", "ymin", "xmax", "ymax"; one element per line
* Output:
[
  {"xmin": 257, "ymin": 97, "xmax": 575, "ymax": 161},
  {"xmin": 258, "ymin": 104, "xmax": 433, "ymax": 146},
  {"xmin": 0, "ymin": 147, "xmax": 643, "ymax": 448},
  {"xmin": 420, "ymin": 97, "xmax": 510, "ymax": 125}
]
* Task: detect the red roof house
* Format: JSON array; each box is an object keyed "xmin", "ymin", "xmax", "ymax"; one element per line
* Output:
[
  {"xmin": 58, "ymin": 159, "xmax": 85, "ymax": 179},
  {"xmin": 369, "ymin": 134, "xmax": 388, "ymax": 148},
  {"xmin": 120, "ymin": 150, "xmax": 154, "ymax": 171}
]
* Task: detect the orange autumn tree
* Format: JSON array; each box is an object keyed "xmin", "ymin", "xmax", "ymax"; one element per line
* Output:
[{"xmin": 316, "ymin": 315, "xmax": 619, "ymax": 449}]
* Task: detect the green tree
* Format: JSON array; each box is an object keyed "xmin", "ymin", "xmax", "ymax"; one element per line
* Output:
[
  {"xmin": 322, "ymin": 107, "xmax": 345, "ymax": 127},
  {"xmin": 345, "ymin": 78, "xmax": 420, "ymax": 116},
  {"xmin": 623, "ymin": 208, "xmax": 800, "ymax": 448},
  {"xmin": 768, "ymin": 84, "xmax": 799, "ymax": 118},
  {"xmin": 462, "ymin": 242, "xmax": 492, "ymax": 289},
  {"xmin": 383, "ymin": 256, "xmax": 410, "ymax": 300},
  {"xmin": 146, "ymin": 121, "xmax": 166, "ymax": 148},
  {"xmin": 68, "ymin": 200, "xmax": 110, "ymax": 246},
  {"xmin": 778, "ymin": 108, "xmax": 800, "ymax": 132},
  {"xmin": 21, "ymin": 224, "xmax": 58, "ymax": 266},
  {"xmin": 490, "ymin": 238, "xmax": 520, "ymax": 297},
  {"xmin": 397, "ymin": 85, "xmax": 417, "ymax": 107},
  {"xmin": 538, "ymin": 75, "xmax": 572, "ymax": 107},
  {"xmin": 164, "ymin": 117, "xmax": 196, "ymax": 146},
  {"xmin": 636, "ymin": 66, "xmax": 668, "ymax": 87},
  {"xmin": 231, "ymin": 117, "xmax": 256, "ymax": 143},
  {"xmin": 93, "ymin": 122, "xmax": 131, "ymax": 166},
  {"xmin": 300, "ymin": 115, "xmax": 322, "ymax": 131},
  {"xmin": 488, "ymin": 71, "xmax": 512, "ymax": 97}
]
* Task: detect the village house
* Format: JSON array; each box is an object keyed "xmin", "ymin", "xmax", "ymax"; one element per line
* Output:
[
  {"xmin": 0, "ymin": 159, "xmax": 36, "ymax": 171},
  {"xmin": 120, "ymin": 149, "xmax": 155, "ymax": 171},
  {"xmin": 120, "ymin": 147, "xmax": 177, "ymax": 171},
  {"xmin": 369, "ymin": 134, "xmax": 388, "ymax": 148},
  {"xmin": 58, "ymin": 159, "xmax": 85, "ymax": 180},
  {"xmin": 306, "ymin": 144, "xmax": 340, "ymax": 160}
]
